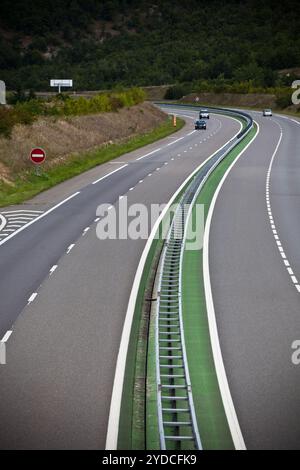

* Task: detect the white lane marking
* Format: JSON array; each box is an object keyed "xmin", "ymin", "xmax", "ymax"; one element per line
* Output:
[
  {"xmin": 106, "ymin": 115, "xmax": 244, "ymax": 450},
  {"xmin": 119, "ymin": 195, "xmax": 124, "ymax": 200},
  {"xmin": 0, "ymin": 192, "xmax": 80, "ymax": 247},
  {"xmin": 156, "ymin": 167, "xmax": 160, "ymax": 171},
  {"xmin": 202, "ymin": 122, "xmax": 259, "ymax": 451},
  {"xmin": 28, "ymin": 293, "xmax": 38, "ymax": 304},
  {"xmin": 171, "ymin": 158, "xmax": 174, "ymax": 161},
  {"xmin": 139, "ymin": 180, "xmax": 143, "ymax": 183},
  {"xmin": 92, "ymin": 164, "xmax": 128, "ymax": 185},
  {"xmin": 164, "ymin": 162, "xmax": 168, "ymax": 166},
  {"xmin": 129, "ymin": 187, "xmax": 134, "ymax": 191},
  {"xmin": 296, "ymin": 285, "xmax": 300, "ymax": 293},
  {"xmin": 94, "ymin": 217, "xmax": 100, "ymax": 222},
  {"xmin": 177, "ymin": 154, "xmax": 181, "ymax": 157},
  {"xmin": 50, "ymin": 265, "xmax": 58, "ymax": 275},
  {"xmin": 148, "ymin": 173, "xmax": 152, "ymax": 176},
  {"xmin": 1, "ymin": 330, "xmax": 12, "ymax": 343},
  {"xmin": 1, "ymin": 210, "xmax": 43, "ymax": 214},
  {"xmin": 291, "ymin": 275, "xmax": 298, "ymax": 284},
  {"xmin": 67, "ymin": 244, "xmax": 75, "ymax": 254},
  {"xmin": 167, "ymin": 137, "xmax": 184, "ymax": 146},
  {"xmin": 136, "ymin": 148, "xmax": 161, "ymax": 161},
  {"xmin": 83, "ymin": 227, "xmax": 90, "ymax": 235},
  {"xmin": 265, "ymin": 121, "xmax": 300, "ymax": 294}
]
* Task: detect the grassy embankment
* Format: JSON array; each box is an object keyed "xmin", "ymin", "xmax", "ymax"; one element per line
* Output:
[{"xmin": 0, "ymin": 90, "xmax": 185, "ymax": 207}]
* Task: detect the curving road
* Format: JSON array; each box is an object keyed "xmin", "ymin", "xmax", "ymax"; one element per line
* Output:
[
  {"xmin": 209, "ymin": 112, "xmax": 300, "ymax": 449},
  {"xmin": 0, "ymin": 107, "xmax": 240, "ymax": 449}
]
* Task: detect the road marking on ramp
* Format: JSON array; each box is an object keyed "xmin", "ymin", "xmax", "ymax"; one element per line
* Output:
[{"xmin": 0, "ymin": 210, "xmax": 43, "ymax": 242}]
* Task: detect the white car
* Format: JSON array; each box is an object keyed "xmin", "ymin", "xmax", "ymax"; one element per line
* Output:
[
  {"xmin": 263, "ymin": 109, "xmax": 272, "ymax": 117},
  {"xmin": 199, "ymin": 109, "xmax": 210, "ymax": 119}
]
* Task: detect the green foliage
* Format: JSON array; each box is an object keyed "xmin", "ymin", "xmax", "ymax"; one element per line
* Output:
[
  {"xmin": 275, "ymin": 89, "xmax": 293, "ymax": 108},
  {"xmin": 0, "ymin": 1, "xmax": 299, "ymax": 92},
  {"xmin": 0, "ymin": 106, "xmax": 35, "ymax": 137},
  {"xmin": 164, "ymin": 85, "xmax": 191, "ymax": 100},
  {"xmin": 0, "ymin": 116, "xmax": 185, "ymax": 207},
  {"xmin": 0, "ymin": 88, "xmax": 146, "ymax": 136}
]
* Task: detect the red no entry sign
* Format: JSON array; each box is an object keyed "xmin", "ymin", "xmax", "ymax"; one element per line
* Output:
[{"xmin": 30, "ymin": 148, "xmax": 46, "ymax": 165}]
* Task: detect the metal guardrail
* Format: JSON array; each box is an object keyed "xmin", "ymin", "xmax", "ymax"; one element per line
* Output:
[{"xmin": 154, "ymin": 104, "xmax": 253, "ymax": 450}]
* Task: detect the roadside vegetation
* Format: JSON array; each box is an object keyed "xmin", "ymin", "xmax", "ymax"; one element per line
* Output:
[
  {"xmin": 0, "ymin": 116, "xmax": 184, "ymax": 207},
  {"xmin": 1, "ymin": 1, "xmax": 299, "ymax": 92},
  {"xmin": 0, "ymin": 88, "xmax": 146, "ymax": 137}
]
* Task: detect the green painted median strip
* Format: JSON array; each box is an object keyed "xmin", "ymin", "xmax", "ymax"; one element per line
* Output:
[
  {"xmin": 117, "ymin": 110, "xmax": 256, "ymax": 450},
  {"xmin": 182, "ymin": 124, "xmax": 257, "ymax": 449}
]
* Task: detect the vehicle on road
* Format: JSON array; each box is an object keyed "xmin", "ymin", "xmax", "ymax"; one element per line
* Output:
[
  {"xmin": 195, "ymin": 119, "xmax": 207, "ymax": 130},
  {"xmin": 263, "ymin": 109, "xmax": 272, "ymax": 116},
  {"xmin": 199, "ymin": 109, "xmax": 210, "ymax": 119}
]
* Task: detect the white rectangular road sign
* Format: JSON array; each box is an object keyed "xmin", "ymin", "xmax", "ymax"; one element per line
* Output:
[{"xmin": 50, "ymin": 79, "xmax": 73, "ymax": 87}]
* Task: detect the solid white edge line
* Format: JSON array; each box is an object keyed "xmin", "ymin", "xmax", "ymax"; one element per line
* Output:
[
  {"xmin": 202, "ymin": 121, "xmax": 259, "ymax": 451},
  {"xmin": 1, "ymin": 330, "xmax": 12, "ymax": 343},
  {"xmin": 0, "ymin": 192, "xmax": 81, "ymax": 247},
  {"xmin": 105, "ymin": 115, "xmax": 243, "ymax": 450},
  {"xmin": 92, "ymin": 164, "xmax": 128, "ymax": 184}
]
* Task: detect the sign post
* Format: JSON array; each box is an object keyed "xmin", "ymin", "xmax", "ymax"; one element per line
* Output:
[
  {"xmin": 50, "ymin": 79, "xmax": 73, "ymax": 94},
  {"xmin": 173, "ymin": 114, "xmax": 177, "ymax": 127},
  {"xmin": 30, "ymin": 148, "xmax": 46, "ymax": 176}
]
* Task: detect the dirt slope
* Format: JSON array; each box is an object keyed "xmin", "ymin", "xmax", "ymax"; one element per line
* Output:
[{"xmin": 0, "ymin": 102, "xmax": 166, "ymax": 179}]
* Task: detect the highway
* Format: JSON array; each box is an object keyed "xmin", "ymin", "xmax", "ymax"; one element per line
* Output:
[
  {"xmin": 209, "ymin": 112, "xmax": 300, "ymax": 449},
  {"xmin": 0, "ymin": 107, "xmax": 240, "ymax": 449},
  {"xmin": 1, "ymin": 103, "xmax": 299, "ymax": 450}
]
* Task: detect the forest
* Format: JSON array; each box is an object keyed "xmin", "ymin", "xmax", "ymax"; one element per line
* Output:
[{"xmin": 0, "ymin": 0, "xmax": 300, "ymax": 91}]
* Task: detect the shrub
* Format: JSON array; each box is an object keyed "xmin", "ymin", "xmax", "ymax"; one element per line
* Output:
[
  {"xmin": 164, "ymin": 85, "xmax": 189, "ymax": 100},
  {"xmin": 275, "ymin": 89, "xmax": 293, "ymax": 109}
]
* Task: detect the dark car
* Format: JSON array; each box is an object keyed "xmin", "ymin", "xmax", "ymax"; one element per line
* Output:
[{"xmin": 195, "ymin": 119, "xmax": 207, "ymax": 130}]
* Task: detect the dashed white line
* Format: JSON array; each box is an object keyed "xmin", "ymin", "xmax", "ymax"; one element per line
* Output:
[
  {"xmin": 67, "ymin": 244, "xmax": 75, "ymax": 254},
  {"xmin": 135, "ymin": 148, "xmax": 161, "ymax": 161},
  {"xmin": 28, "ymin": 293, "xmax": 38, "ymax": 304},
  {"xmin": 92, "ymin": 164, "xmax": 128, "ymax": 184},
  {"xmin": 83, "ymin": 227, "xmax": 90, "ymax": 235},
  {"xmin": 1, "ymin": 331, "xmax": 12, "ymax": 343},
  {"xmin": 266, "ymin": 121, "xmax": 300, "ymax": 293},
  {"xmin": 129, "ymin": 187, "xmax": 134, "ymax": 191},
  {"xmin": 50, "ymin": 265, "xmax": 58, "ymax": 275}
]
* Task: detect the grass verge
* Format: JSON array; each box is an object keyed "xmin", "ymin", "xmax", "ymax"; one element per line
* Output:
[{"xmin": 0, "ymin": 116, "xmax": 184, "ymax": 207}]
